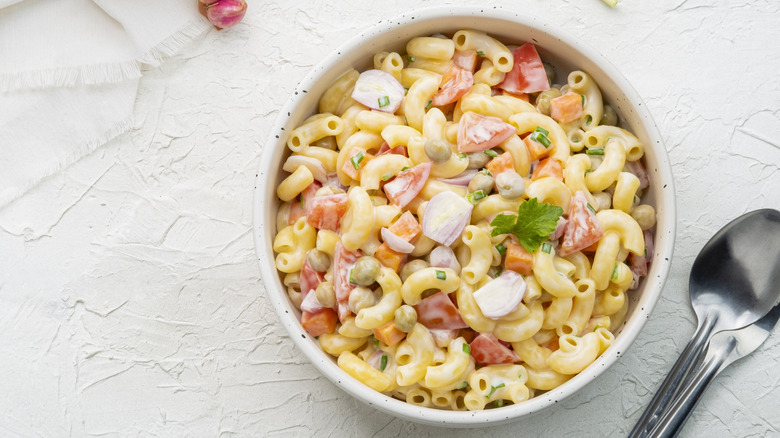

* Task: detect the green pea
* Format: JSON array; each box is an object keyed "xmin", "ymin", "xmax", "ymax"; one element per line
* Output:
[
  {"xmin": 424, "ymin": 138, "xmax": 451, "ymax": 163},
  {"xmin": 306, "ymin": 249, "xmax": 331, "ymax": 272},
  {"xmin": 495, "ymin": 171, "xmax": 525, "ymax": 199},
  {"xmin": 394, "ymin": 305, "xmax": 418, "ymax": 333},
  {"xmin": 352, "ymin": 256, "xmax": 381, "ymax": 286}
]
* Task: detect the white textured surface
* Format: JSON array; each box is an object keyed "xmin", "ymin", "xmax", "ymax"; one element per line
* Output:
[{"xmin": 1, "ymin": 0, "xmax": 779, "ymax": 436}]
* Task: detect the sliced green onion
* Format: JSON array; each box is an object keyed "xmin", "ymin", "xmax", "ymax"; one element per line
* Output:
[
  {"xmin": 462, "ymin": 343, "xmax": 471, "ymax": 355},
  {"xmin": 585, "ymin": 115, "xmax": 593, "ymax": 125},
  {"xmin": 480, "ymin": 168, "xmax": 492, "ymax": 176},
  {"xmin": 380, "ymin": 354, "xmax": 388, "ymax": 371},
  {"xmin": 349, "ymin": 268, "xmax": 356, "ymax": 284},
  {"xmin": 586, "ymin": 203, "xmax": 597, "ymax": 215},
  {"xmin": 435, "ymin": 270, "xmax": 447, "ymax": 280},
  {"xmin": 541, "ymin": 242, "xmax": 552, "ymax": 254},
  {"xmin": 486, "ymin": 382, "xmax": 505, "ymax": 399},
  {"xmin": 586, "ymin": 148, "xmax": 605, "ymax": 156},
  {"xmin": 350, "ymin": 152, "xmax": 365, "ymax": 170},
  {"xmin": 425, "ymin": 100, "xmax": 432, "ymax": 109},
  {"xmin": 530, "ymin": 126, "xmax": 551, "ymax": 148},
  {"xmin": 581, "ymin": 94, "xmax": 585, "ymax": 106},
  {"xmin": 611, "ymin": 264, "xmax": 619, "ymax": 280},
  {"xmin": 457, "ymin": 153, "xmax": 467, "ymax": 159},
  {"xmin": 644, "ymin": 247, "xmax": 648, "ymax": 258},
  {"xmin": 407, "ymin": 55, "xmax": 416, "ymax": 63},
  {"xmin": 378, "ymin": 95, "xmax": 390, "ymax": 108},
  {"xmin": 495, "ymin": 399, "xmax": 505, "ymax": 407},
  {"xmin": 456, "ymin": 381, "xmax": 469, "ymax": 390},
  {"xmin": 477, "ymin": 50, "xmax": 485, "ymax": 57},
  {"xmin": 372, "ymin": 336, "xmax": 379, "ymax": 347},
  {"xmin": 495, "ymin": 266, "xmax": 504, "ymax": 277},
  {"xmin": 495, "ymin": 243, "xmax": 507, "ymax": 255},
  {"xmin": 404, "ymin": 87, "xmax": 409, "ymax": 95},
  {"xmin": 484, "ymin": 149, "xmax": 499, "ymax": 158},
  {"xmin": 594, "ymin": 324, "xmax": 604, "ymax": 331},
  {"xmin": 299, "ymin": 195, "xmax": 305, "ymax": 209},
  {"xmin": 381, "ymin": 173, "xmax": 394, "ymax": 181},
  {"xmin": 466, "ymin": 190, "xmax": 487, "ymax": 205},
  {"xmin": 401, "ymin": 166, "xmax": 410, "ymax": 171}
]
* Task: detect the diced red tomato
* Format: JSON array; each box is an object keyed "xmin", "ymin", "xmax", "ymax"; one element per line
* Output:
[
  {"xmin": 341, "ymin": 148, "xmax": 374, "ymax": 180},
  {"xmin": 373, "ymin": 321, "xmax": 407, "ymax": 346},
  {"xmin": 560, "ymin": 191, "xmax": 604, "ymax": 256},
  {"xmin": 485, "ymin": 151, "xmax": 515, "ymax": 176},
  {"xmin": 301, "ymin": 308, "xmax": 338, "ymax": 337},
  {"xmin": 469, "ymin": 333, "xmax": 520, "ymax": 366},
  {"xmin": 290, "ymin": 181, "xmax": 323, "ymax": 225},
  {"xmin": 549, "ymin": 92, "xmax": 584, "ymax": 124},
  {"xmin": 374, "ymin": 243, "xmax": 407, "ymax": 272},
  {"xmin": 498, "ymin": 43, "xmax": 550, "ymax": 94},
  {"xmin": 431, "ymin": 65, "xmax": 474, "ymax": 107},
  {"xmin": 531, "ymin": 157, "xmax": 563, "ymax": 181},
  {"xmin": 300, "ymin": 258, "xmax": 325, "ymax": 300},
  {"xmin": 305, "ymin": 193, "xmax": 348, "ymax": 232},
  {"xmin": 388, "ymin": 211, "xmax": 421, "ymax": 242},
  {"xmin": 333, "ymin": 242, "xmax": 362, "ymax": 321},
  {"xmin": 383, "ymin": 162, "xmax": 432, "ymax": 208},
  {"xmin": 457, "ymin": 111, "xmax": 516, "ymax": 153},
  {"xmin": 504, "ymin": 242, "xmax": 534, "ymax": 275},
  {"xmin": 376, "ymin": 142, "xmax": 409, "ymax": 157},
  {"xmin": 414, "ymin": 291, "xmax": 469, "ymax": 330},
  {"xmin": 523, "ymin": 133, "xmax": 553, "ymax": 162},
  {"xmin": 452, "ymin": 50, "xmax": 479, "ymax": 72}
]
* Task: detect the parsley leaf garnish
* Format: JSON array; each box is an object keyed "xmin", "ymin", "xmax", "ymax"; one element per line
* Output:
[{"xmin": 489, "ymin": 198, "xmax": 564, "ymax": 253}]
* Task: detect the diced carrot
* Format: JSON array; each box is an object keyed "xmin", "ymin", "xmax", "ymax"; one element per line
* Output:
[
  {"xmin": 531, "ymin": 157, "xmax": 563, "ymax": 181},
  {"xmin": 341, "ymin": 148, "xmax": 374, "ymax": 180},
  {"xmin": 504, "ymin": 243, "xmax": 534, "ymax": 275},
  {"xmin": 301, "ymin": 308, "xmax": 338, "ymax": 337},
  {"xmin": 374, "ymin": 243, "xmax": 406, "ymax": 272},
  {"xmin": 523, "ymin": 133, "xmax": 553, "ymax": 162},
  {"xmin": 372, "ymin": 321, "xmax": 408, "ymax": 346},
  {"xmin": 485, "ymin": 151, "xmax": 515, "ymax": 176},
  {"xmin": 388, "ymin": 211, "xmax": 421, "ymax": 242},
  {"xmin": 549, "ymin": 92, "xmax": 584, "ymax": 124}
]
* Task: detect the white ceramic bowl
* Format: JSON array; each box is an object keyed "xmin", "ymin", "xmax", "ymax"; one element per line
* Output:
[{"xmin": 254, "ymin": 6, "xmax": 675, "ymax": 427}]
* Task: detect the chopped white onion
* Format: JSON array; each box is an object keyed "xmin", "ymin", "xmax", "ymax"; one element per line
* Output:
[
  {"xmin": 300, "ymin": 289, "xmax": 327, "ymax": 313},
  {"xmin": 549, "ymin": 215, "xmax": 567, "ymax": 240},
  {"xmin": 282, "ymin": 155, "xmax": 328, "ymax": 183},
  {"xmin": 422, "ymin": 191, "xmax": 473, "ymax": 246},
  {"xmin": 428, "ymin": 245, "xmax": 461, "ymax": 272},
  {"xmin": 429, "ymin": 328, "xmax": 459, "ymax": 349},
  {"xmin": 436, "ymin": 169, "xmax": 478, "ymax": 186},
  {"xmin": 381, "ymin": 227, "xmax": 415, "ymax": 253},
  {"xmin": 472, "ymin": 271, "xmax": 526, "ymax": 319},
  {"xmin": 351, "ymin": 69, "xmax": 405, "ymax": 113}
]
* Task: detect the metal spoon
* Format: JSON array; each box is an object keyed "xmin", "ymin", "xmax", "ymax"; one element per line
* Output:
[
  {"xmin": 649, "ymin": 302, "xmax": 780, "ymax": 437},
  {"xmin": 629, "ymin": 208, "xmax": 780, "ymax": 438}
]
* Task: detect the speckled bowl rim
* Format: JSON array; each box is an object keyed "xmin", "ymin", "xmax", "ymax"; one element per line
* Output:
[{"xmin": 253, "ymin": 6, "xmax": 676, "ymax": 428}]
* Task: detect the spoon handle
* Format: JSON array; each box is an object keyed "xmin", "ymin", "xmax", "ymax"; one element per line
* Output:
[
  {"xmin": 627, "ymin": 313, "xmax": 717, "ymax": 438},
  {"xmin": 647, "ymin": 337, "xmax": 735, "ymax": 438}
]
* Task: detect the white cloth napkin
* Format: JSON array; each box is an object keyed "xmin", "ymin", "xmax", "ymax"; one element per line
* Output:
[{"xmin": 0, "ymin": 0, "xmax": 211, "ymax": 207}]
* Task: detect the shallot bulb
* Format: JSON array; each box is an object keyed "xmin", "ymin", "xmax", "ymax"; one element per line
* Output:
[{"xmin": 199, "ymin": 0, "xmax": 247, "ymax": 30}]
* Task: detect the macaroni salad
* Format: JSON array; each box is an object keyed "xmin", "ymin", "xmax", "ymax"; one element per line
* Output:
[{"xmin": 272, "ymin": 30, "xmax": 655, "ymax": 411}]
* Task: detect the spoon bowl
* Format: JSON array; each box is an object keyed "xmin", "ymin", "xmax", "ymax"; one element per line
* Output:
[
  {"xmin": 629, "ymin": 208, "xmax": 780, "ymax": 438},
  {"xmin": 691, "ymin": 209, "xmax": 780, "ymax": 331}
]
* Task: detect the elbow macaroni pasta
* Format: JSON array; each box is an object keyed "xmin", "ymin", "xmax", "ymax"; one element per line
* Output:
[{"xmin": 271, "ymin": 29, "xmax": 657, "ymax": 411}]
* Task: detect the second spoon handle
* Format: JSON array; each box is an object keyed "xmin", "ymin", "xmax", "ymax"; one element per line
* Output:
[{"xmin": 627, "ymin": 312, "xmax": 717, "ymax": 438}]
